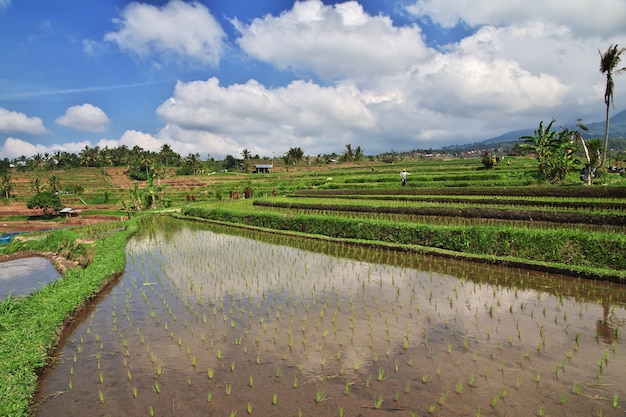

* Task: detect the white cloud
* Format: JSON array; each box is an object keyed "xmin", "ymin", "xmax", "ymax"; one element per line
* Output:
[
  {"xmin": 406, "ymin": 0, "xmax": 626, "ymax": 37},
  {"xmin": 56, "ymin": 104, "xmax": 111, "ymax": 132},
  {"xmin": 104, "ymin": 0, "xmax": 226, "ymax": 66},
  {"xmin": 0, "ymin": 0, "xmax": 11, "ymax": 11},
  {"xmin": 0, "ymin": 137, "xmax": 91, "ymax": 160},
  {"xmin": 97, "ymin": 130, "xmax": 163, "ymax": 152},
  {"xmin": 234, "ymin": 0, "xmax": 431, "ymax": 80},
  {"xmin": 154, "ymin": 77, "xmax": 376, "ymax": 157},
  {"xmin": 5, "ymin": 1, "xmax": 626, "ymax": 160},
  {"xmin": 1, "ymin": 138, "xmax": 46, "ymax": 159},
  {"xmin": 0, "ymin": 108, "xmax": 46, "ymax": 134}
]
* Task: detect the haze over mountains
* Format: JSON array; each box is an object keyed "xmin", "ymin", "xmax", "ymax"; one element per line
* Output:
[{"xmin": 482, "ymin": 109, "xmax": 626, "ymax": 145}]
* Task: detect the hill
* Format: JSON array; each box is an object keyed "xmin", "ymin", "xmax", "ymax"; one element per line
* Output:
[{"xmin": 484, "ymin": 109, "xmax": 626, "ymax": 144}]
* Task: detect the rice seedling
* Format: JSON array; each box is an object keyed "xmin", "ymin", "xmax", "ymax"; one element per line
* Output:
[
  {"xmin": 374, "ymin": 394, "xmax": 384, "ymax": 409},
  {"xmin": 315, "ymin": 389, "xmax": 330, "ymax": 403},
  {"xmin": 438, "ymin": 391, "xmax": 447, "ymax": 405},
  {"xmin": 377, "ymin": 368, "xmax": 386, "ymax": 382},
  {"xmin": 538, "ymin": 404, "xmax": 546, "ymax": 416}
]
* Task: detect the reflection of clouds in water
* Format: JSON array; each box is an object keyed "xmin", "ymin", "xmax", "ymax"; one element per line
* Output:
[
  {"xmin": 127, "ymin": 225, "xmax": 626, "ymax": 380},
  {"xmin": 0, "ymin": 257, "xmax": 60, "ymax": 299},
  {"xmin": 130, "ymin": 228, "xmax": 403, "ymax": 300},
  {"xmin": 0, "ymin": 257, "xmax": 52, "ymax": 279}
]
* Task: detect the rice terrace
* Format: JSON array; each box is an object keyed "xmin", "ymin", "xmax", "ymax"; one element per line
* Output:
[{"xmin": 1, "ymin": 156, "xmax": 626, "ymax": 417}]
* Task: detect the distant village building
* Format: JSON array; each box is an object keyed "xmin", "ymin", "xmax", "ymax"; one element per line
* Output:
[
  {"xmin": 59, "ymin": 207, "xmax": 81, "ymax": 217},
  {"xmin": 253, "ymin": 164, "xmax": 273, "ymax": 173}
]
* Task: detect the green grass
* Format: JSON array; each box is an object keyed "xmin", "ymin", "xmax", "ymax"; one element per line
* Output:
[
  {"xmin": 0, "ymin": 223, "xmax": 135, "ymax": 417},
  {"xmin": 181, "ymin": 206, "xmax": 626, "ymax": 281}
]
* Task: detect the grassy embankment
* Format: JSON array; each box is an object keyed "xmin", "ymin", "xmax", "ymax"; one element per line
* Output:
[{"xmin": 0, "ymin": 223, "xmax": 134, "ymax": 417}]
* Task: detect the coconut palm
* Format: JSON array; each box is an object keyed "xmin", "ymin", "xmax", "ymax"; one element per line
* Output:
[
  {"xmin": 47, "ymin": 176, "xmax": 62, "ymax": 193},
  {"xmin": 598, "ymin": 44, "xmax": 626, "ymax": 168},
  {"xmin": 1, "ymin": 173, "xmax": 14, "ymax": 198}
]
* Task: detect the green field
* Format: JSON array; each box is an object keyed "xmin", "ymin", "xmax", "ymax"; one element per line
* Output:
[{"xmin": 1, "ymin": 156, "xmax": 626, "ymax": 416}]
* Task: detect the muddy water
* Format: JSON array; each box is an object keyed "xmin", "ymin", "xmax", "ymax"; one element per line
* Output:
[
  {"xmin": 34, "ymin": 219, "xmax": 626, "ymax": 417},
  {"xmin": 0, "ymin": 257, "xmax": 61, "ymax": 299}
]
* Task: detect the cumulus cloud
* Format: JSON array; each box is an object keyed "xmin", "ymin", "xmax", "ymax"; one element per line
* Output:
[
  {"xmin": 0, "ymin": 108, "xmax": 46, "ymax": 134},
  {"xmin": 234, "ymin": 0, "xmax": 431, "ymax": 80},
  {"xmin": 406, "ymin": 0, "xmax": 626, "ymax": 38},
  {"xmin": 97, "ymin": 130, "xmax": 163, "ymax": 152},
  {"xmin": 0, "ymin": 137, "xmax": 91, "ymax": 159},
  {"xmin": 56, "ymin": 104, "xmax": 111, "ymax": 132},
  {"xmin": 104, "ymin": 0, "xmax": 226, "ymax": 66},
  {"xmin": 5, "ymin": 0, "xmax": 626, "ymax": 160},
  {"xmin": 154, "ymin": 77, "xmax": 376, "ymax": 156}
]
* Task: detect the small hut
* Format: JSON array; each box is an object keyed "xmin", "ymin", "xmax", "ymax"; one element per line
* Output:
[
  {"xmin": 253, "ymin": 164, "xmax": 273, "ymax": 173},
  {"xmin": 60, "ymin": 207, "xmax": 81, "ymax": 218}
]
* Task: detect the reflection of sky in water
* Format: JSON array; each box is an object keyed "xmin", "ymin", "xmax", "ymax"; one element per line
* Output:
[
  {"xmin": 34, "ymin": 223, "xmax": 626, "ymax": 417},
  {"xmin": 0, "ymin": 257, "xmax": 60, "ymax": 299},
  {"xmin": 128, "ymin": 227, "xmax": 626, "ymax": 361}
]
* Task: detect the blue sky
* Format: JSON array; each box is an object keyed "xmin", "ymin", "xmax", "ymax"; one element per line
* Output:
[{"xmin": 1, "ymin": 0, "xmax": 625, "ymax": 160}]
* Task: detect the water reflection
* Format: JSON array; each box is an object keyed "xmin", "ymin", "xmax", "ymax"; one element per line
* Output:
[
  {"xmin": 0, "ymin": 257, "xmax": 61, "ymax": 299},
  {"xmin": 34, "ymin": 218, "xmax": 626, "ymax": 417}
]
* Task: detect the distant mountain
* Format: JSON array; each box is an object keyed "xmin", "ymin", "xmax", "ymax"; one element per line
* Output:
[
  {"xmin": 579, "ymin": 109, "xmax": 626, "ymax": 138},
  {"xmin": 482, "ymin": 109, "xmax": 626, "ymax": 144},
  {"xmin": 482, "ymin": 129, "xmax": 534, "ymax": 144}
]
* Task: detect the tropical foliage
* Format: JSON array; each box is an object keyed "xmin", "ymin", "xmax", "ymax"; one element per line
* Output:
[
  {"xmin": 1, "ymin": 173, "xmax": 14, "ymax": 198},
  {"xmin": 519, "ymin": 120, "xmax": 580, "ymax": 183},
  {"xmin": 26, "ymin": 191, "xmax": 62, "ymax": 215}
]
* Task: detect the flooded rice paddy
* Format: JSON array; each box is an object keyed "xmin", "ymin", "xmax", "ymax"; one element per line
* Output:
[
  {"xmin": 0, "ymin": 257, "xmax": 61, "ymax": 300},
  {"xmin": 34, "ymin": 218, "xmax": 625, "ymax": 416}
]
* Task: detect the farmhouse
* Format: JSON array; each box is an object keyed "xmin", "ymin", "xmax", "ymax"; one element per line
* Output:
[{"xmin": 253, "ymin": 164, "xmax": 273, "ymax": 173}]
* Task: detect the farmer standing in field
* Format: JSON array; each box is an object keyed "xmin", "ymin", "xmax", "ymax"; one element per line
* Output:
[{"xmin": 400, "ymin": 169, "xmax": 410, "ymax": 186}]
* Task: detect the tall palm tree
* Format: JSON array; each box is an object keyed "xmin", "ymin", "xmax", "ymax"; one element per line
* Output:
[
  {"xmin": 1, "ymin": 173, "xmax": 14, "ymax": 198},
  {"xmin": 599, "ymin": 44, "xmax": 626, "ymax": 168}
]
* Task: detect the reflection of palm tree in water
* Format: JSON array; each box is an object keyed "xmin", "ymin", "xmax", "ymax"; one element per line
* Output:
[{"xmin": 596, "ymin": 299, "xmax": 625, "ymax": 345}]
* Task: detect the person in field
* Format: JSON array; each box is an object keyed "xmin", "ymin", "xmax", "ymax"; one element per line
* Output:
[{"xmin": 400, "ymin": 169, "xmax": 410, "ymax": 186}]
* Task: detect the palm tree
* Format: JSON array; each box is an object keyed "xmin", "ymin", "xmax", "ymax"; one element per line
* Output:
[
  {"xmin": 48, "ymin": 176, "xmax": 61, "ymax": 193},
  {"xmin": 286, "ymin": 147, "xmax": 304, "ymax": 164},
  {"xmin": 30, "ymin": 176, "xmax": 45, "ymax": 193},
  {"xmin": 599, "ymin": 44, "xmax": 626, "ymax": 168},
  {"xmin": 1, "ymin": 173, "xmax": 14, "ymax": 198}
]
